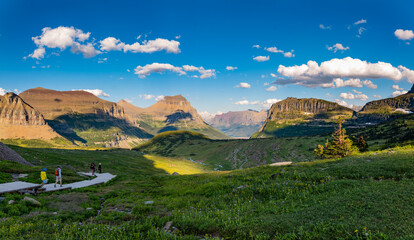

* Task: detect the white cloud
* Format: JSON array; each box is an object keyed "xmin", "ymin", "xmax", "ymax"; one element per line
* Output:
[
  {"xmin": 392, "ymin": 90, "xmax": 408, "ymax": 97},
  {"xmin": 362, "ymin": 80, "xmax": 378, "ymax": 89},
  {"xmin": 373, "ymin": 95, "xmax": 382, "ymax": 99},
  {"xmin": 339, "ymin": 91, "xmax": 368, "ymax": 101},
  {"xmin": 319, "ymin": 24, "xmax": 332, "ymax": 30},
  {"xmin": 28, "ymin": 26, "xmax": 100, "ymax": 59},
  {"xmin": 252, "ymin": 45, "xmax": 260, "ymax": 48},
  {"xmin": 98, "ymin": 58, "xmax": 107, "ymax": 63},
  {"xmin": 200, "ymin": 111, "xmax": 223, "ymax": 122},
  {"xmin": 275, "ymin": 57, "xmax": 414, "ymax": 88},
  {"xmin": 99, "ymin": 37, "xmax": 125, "ymax": 51},
  {"xmin": 394, "ymin": 29, "xmax": 414, "ymax": 41},
  {"xmin": 327, "ymin": 43, "xmax": 350, "ymax": 53},
  {"xmin": 73, "ymin": 89, "xmax": 110, "ymax": 97},
  {"xmin": 122, "ymin": 98, "xmax": 133, "ymax": 103},
  {"xmin": 262, "ymin": 98, "xmax": 282, "ymax": 108},
  {"xmin": 270, "ymin": 73, "xmax": 277, "ymax": 78},
  {"xmin": 127, "ymin": 69, "xmax": 130, "ymax": 72},
  {"xmin": 233, "ymin": 98, "xmax": 281, "ymax": 108},
  {"xmin": 253, "ymin": 56, "xmax": 269, "ymax": 62},
  {"xmin": 175, "ymin": 35, "xmax": 181, "ymax": 39},
  {"xmin": 354, "ymin": 19, "xmax": 367, "ymax": 25},
  {"xmin": 101, "ymin": 37, "xmax": 181, "ymax": 54},
  {"xmin": 141, "ymin": 94, "xmax": 155, "ymax": 100},
  {"xmin": 392, "ymin": 85, "xmax": 403, "ymax": 90},
  {"xmin": 28, "ymin": 47, "xmax": 46, "ymax": 59},
  {"xmin": 134, "ymin": 63, "xmax": 186, "ymax": 78},
  {"xmin": 264, "ymin": 82, "xmax": 269, "ymax": 86},
  {"xmin": 335, "ymin": 99, "xmax": 350, "ymax": 107},
  {"xmin": 155, "ymin": 95, "xmax": 165, "ymax": 101},
  {"xmin": 357, "ymin": 27, "xmax": 367, "ymax": 37},
  {"xmin": 266, "ymin": 86, "xmax": 277, "ymax": 91},
  {"xmin": 0, "ymin": 88, "xmax": 6, "ymax": 96},
  {"xmin": 235, "ymin": 82, "xmax": 251, "ymax": 88},
  {"xmin": 266, "ymin": 46, "xmax": 295, "ymax": 58},
  {"xmin": 134, "ymin": 63, "xmax": 215, "ymax": 79},
  {"xmin": 226, "ymin": 66, "xmax": 237, "ymax": 71}
]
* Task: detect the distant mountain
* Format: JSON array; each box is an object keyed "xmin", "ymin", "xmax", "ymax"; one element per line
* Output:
[
  {"xmin": 357, "ymin": 84, "xmax": 414, "ymax": 123},
  {"xmin": 0, "ymin": 92, "xmax": 60, "ymax": 140},
  {"xmin": 118, "ymin": 95, "xmax": 229, "ymax": 139},
  {"xmin": 252, "ymin": 97, "xmax": 355, "ymax": 138},
  {"xmin": 19, "ymin": 87, "xmax": 151, "ymax": 147},
  {"xmin": 207, "ymin": 110, "xmax": 267, "ymax": 138}
]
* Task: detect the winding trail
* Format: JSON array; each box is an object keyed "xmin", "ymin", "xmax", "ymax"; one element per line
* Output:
[{"xmin": 0, "ymin": 172, "xmax": 116, "ymax": 194}]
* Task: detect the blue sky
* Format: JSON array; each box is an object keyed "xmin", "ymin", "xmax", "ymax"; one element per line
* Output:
[{"xmin": 1, "ymin": 0, "xmax": 414, "ymax": 116}]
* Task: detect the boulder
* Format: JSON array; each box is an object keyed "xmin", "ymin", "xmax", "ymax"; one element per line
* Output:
[
  {"xmin": 8, "ymin": 199, "xmax": 15, "ymax": 205},
  {"xmin": 172, "ymin": 172, "xmax": 179, "ymax": 176},
  {"xmin": 23, "ymin": 196, "xmax": 41, "ymax": 206}
]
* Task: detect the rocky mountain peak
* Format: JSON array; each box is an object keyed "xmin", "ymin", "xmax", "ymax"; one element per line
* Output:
[
  {"xmin": 0, "ymin": 92, "xmax": 46, "ymax": 125},
  {"xmin": 409, "ymin": 84, "xmax": 414, "ymax": 94}
]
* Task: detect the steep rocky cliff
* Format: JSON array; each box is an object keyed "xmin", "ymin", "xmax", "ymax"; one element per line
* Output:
[
  {"xmin": 207, "ymin": 110, "xmax": 267, "ymax": 138},
  {"xmin": 18, "ymin": 87, "xmax": 151, "ymax": 147},
  {"xmin": 118, "ymin": 95, "xmax": 229, "ymax": 139},
  {"xmin": 357, "ymin": 86, "xmax": 414, "ymax": 123},
  {"xmin": 253, "ymin": 97, "xmax": 354, "ymax": 138},
  {"xmin": 19, "ymin": 87, "xmax": 125, "ymax": 119},
  {"xmin": 0, "ymin": 92, "xmax": 60, "ymax": 140}
]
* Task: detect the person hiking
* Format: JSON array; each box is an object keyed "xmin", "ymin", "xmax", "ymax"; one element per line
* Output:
[
  {"xmin": 90, "ymin": 162, "xmax": 96, "ymax": 175},
  {"xmin": 98, "ymin": 163, "xmax": 102, "ymax": 173},
  {"xmin": 54, "ymin": 166, "xmax": 62, "ymax": 187},
  {"xmin": 40, "ymin": 168, "xmax": 48, "ymax": 187}
]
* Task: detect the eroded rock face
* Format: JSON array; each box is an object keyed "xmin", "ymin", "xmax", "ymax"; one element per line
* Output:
[
  {"xmin": 266, "ymin": 97, "xmax": 354, "ymax": 121},
  {"xmin": 0, "ymin": 92, "xmax": 45, "ymax": 125},
  {"xmin": 19, "ymin": 87, "xmax": 125, "ymax": 120}
]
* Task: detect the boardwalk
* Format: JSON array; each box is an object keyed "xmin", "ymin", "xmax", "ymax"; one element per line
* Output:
[{"xmin": 0, "ymin": 172, "xmax": 116, "ymax": 194}]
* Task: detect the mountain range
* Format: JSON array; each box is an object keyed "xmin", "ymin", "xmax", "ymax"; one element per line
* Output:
[{"xmin": 1, "ymin": 84, "xmax": 413, "ymax": 146}]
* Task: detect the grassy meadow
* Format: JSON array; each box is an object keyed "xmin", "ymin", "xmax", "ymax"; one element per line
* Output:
[{"xmin": 0, "ymin": 137, "xmax": 414, "ymax": 239}]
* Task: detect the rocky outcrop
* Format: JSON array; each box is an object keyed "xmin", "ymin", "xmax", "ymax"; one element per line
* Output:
[
  {"xmin": 0, "ymin": 93, "xmax": 60, "ymax": 140},
  {"xmin": 266, "ymin": 97, "xmax": 354, "ymax": 121},
  {"xmin": 19, "ymin": 87, "xmax": 125, "ymax": 120},
  {"xmin": 0, "ymin": 92, "xmax": 45, "ymax": 125},
  {"xmin": 408, "ymin": 84, "xmax": 414, "ymax": 94},
  {"xmin": 357, "ymin": 88, "xmax": 414, "ymax": 123},
  {"xmin": 0, "ymin": 142, "xmax": 33, "ymax": 166},
  {"xmin": 118, "ymin": 95, "xmax": 229, "ymax": 139}
]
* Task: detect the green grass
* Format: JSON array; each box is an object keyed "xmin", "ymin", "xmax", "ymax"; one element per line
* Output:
[
  {"xmin": 135, "ymin": 131, "xmax": 320, "ymax": 170},
  {"xmin": 0, "ymin": 144, "xmax": 414, "ymax": 239}
]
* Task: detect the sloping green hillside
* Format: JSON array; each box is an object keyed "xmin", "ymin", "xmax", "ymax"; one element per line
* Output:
[
  {"xmin": 135, "ymin": 131, "xmax": 320, "ymax": 170},
  {"xmin": 1, "ymin": 145, "xmax": 414, "ymax": 239}
]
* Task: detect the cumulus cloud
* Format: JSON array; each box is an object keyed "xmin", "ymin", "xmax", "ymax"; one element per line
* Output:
[
  {"xmin": 252, "ymin": 45, "xmax": 260, "ymax": 48},
  {"xmin": 226, "ymin": 66, "xmax": 237, "ymax": 71},
  {"xmin": 332, "ymin": 78, "xmax": 377, "ymax": 89},
  {"xmin": 73, "ymin": 89, "xmax": 110, "ymax": 97},
  {"xmin": 394, "ymin": 29, "xmax": 414, "ymax": 41},
  {"xmin": 98, "ymin": 58, "xmax": 107, "ymax": 63},
  {"xmin": 270, "ymin": 73, "xmax": 277, "ymax": 78},
  {"xmin": 28, "ymin": 26, "xmax": 100, "ymax": 59},
  {"xmin": 373, "ymin": 95, "xmax": 382, "ymax": 99},
  {"xmin": 266, "ymin": 46, "xmax": 295, "ymax": 58},
  {"xmin": 354, "ymin": 19, "xmax": 367, "ymax": 25},
  {"xmin": 140, "ymin": 94, "xmax": 155, "ymax": 100},
  {"xmin": 235, "ymin": 82, "xmax": 251, "ymax": 88},
  {"xmin": 0, "ymin": 88, "xmax": 6, "ymax": 96},
  {"xmin": 319, "ymin": 24, "xmax": 332, "ymax": 30},
  {"xmin": 134, "ymin": 63, "xmax": 215, "ymax": 79},
  {"xmin": 266, "ymin": 86, "xmax": 277, "ymax": 91},
  {"xmin": 392, "ymin": 84, "xmax": 404, "ymax": 90},
  {"xmin": 233, "ymin": 98, "xmax": 281, "ymax": 108},
  {"xmin": 100, "ymin": 37, "xmax": 180, "ymax": 53},
  {"xmin": 253, "ymin": 56, "xmax": 269, "ymax": 62},
  {"xmin": 392, "ymin": 90, "xmax": 408, "ymax": 97},
  {"xmin": 122, "ymin": 98, "xmax": 133, "ymax": 103},
  {"xmin": 327, "ymin": 43, "xmax": 350, "ymax": 53},
  {"xmin": 274, "ymin": 57, "xmax": 414, "ymax": 88},
  {"xmin": 339, "ymin": 90, "xmax": 368, "ymax": 101},
  {"xmin": 155, "ymin": 95, "xmax": 165, "ymax": 101}
]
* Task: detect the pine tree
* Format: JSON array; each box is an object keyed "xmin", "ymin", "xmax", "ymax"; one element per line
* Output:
[
  {"xmin": 355, "ymin": 135, "xmax": 368, "ymax": 152},
  {"xmin": 314, "ymin": 118, "xmax": 358, "ymax": 159}
]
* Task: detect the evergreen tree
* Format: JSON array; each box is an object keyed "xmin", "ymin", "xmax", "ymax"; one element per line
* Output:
[
  {"xmin": 355, "ymin": 135, "xmax": 368, "ymax": 152},
  {"xmin": 314, "ymin": 118, "xmax": 358, "ymax": 158}
]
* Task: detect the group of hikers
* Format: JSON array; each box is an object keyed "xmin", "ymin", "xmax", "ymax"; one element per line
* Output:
[{"xmin": 40, "ymin": 162, "xmax": 102, "ymax": 188}]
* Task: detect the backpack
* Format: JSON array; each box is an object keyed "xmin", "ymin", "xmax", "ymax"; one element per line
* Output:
[{"xmin": 55, "ymin": 169, "xmax": 59, "ymax": 176}]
